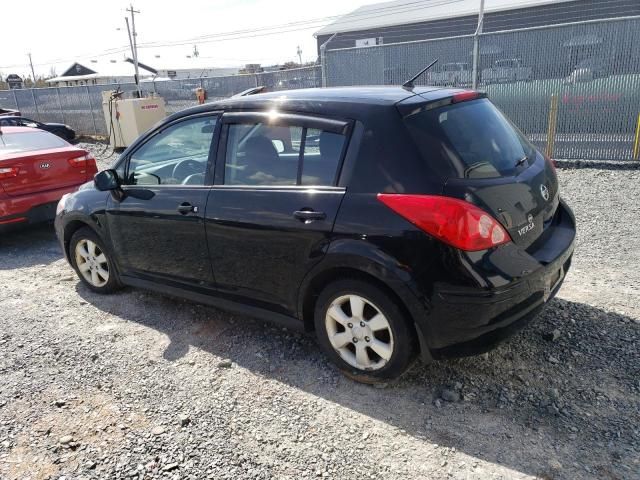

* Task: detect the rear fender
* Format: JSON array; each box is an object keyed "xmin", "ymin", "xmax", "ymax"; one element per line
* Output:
[{"xmin": 297, "ymin": 238, "xmax": 435, "ymax": 362}]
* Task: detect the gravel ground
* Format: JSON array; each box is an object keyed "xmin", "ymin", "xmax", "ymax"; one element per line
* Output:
[{"xmin": 0, "ymin": 144, "xmax": 638, "ymax": 480}]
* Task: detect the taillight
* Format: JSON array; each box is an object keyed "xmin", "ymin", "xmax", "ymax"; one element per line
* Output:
[
  {"xmin": 0, "ymin": 167, "xmax": 19, "ymax": 180},
  {"xmin": 68, "ymin": 154, "xmax": 96, "ymax": 169},
  {"xmin": 377, "ymin": 194, "xmax": 511, "ymax": 251}
]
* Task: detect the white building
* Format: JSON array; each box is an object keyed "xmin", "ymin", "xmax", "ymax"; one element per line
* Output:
[
  {"xmin": 149, "ymin": 57, "xmax": 240, "ymax": 80},
  {"xmin": 46, "ymin": 57, "xmax": 241, "ymax": 87},
  {"xmin": 45, "ymin": 59, "xmax": 156, "ymax": 87}
]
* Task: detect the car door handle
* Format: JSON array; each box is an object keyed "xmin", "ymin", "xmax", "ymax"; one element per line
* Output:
[
  {"xmin": 293, "ymin": 209, "xmax": 326, "ymax": 222},
  {"xmin": 178, "ymin": 203, "xmax": 198, "ymax": 215}
]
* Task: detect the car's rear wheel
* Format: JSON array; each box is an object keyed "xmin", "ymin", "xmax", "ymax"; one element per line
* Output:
[
  {"xmin": 70, "ymin": 227, "xmax": 122, "ymax": 294},
  {"xmin": 314, "ymin": 279, "xmax": 416, "ymax": 383}
]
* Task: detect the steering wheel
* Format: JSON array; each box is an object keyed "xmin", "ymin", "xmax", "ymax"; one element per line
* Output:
[{"xmin": 172, "ymin": 159, "xmax": 203, "ymax": 182}]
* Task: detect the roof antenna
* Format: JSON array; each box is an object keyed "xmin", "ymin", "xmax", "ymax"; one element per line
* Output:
[{"xmin": 402, "ymin": 59, "xmax": 438, "ymax": 89}]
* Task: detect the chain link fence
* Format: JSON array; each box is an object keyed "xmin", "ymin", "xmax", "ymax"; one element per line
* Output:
[
  {"xmin": 325, "ymin": 16, "xmax": 640, "ymax": 161},
  {"xmin": 2, "ymin": 16, "xmax": 640, "ymax": 161},
  {"xmin": 0, "ymin": 66, "xmax": 321, "ymax": 137}
]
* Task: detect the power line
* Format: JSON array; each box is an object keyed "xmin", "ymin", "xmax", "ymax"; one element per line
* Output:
[
  {"xmin": 138, "ymin": 0, "xmax": 449, "ymax": 45},
  {"xmin": 136, "ymin": 0, "xmax": 464, "ymax": 48},
  {"xmin": 0, "ymin": 1, "xmax": 445, "ymax": 69},
  {"xmin": 4, "ymin": 0, "xmax": 617, "ymax": 71},
  {"xmin": 131, "ymin": 1, "xmax": 465, "ymax": 52},
  {"xmin": 0, "ymin": 46, "xmax": 131, "ymax": 70}
]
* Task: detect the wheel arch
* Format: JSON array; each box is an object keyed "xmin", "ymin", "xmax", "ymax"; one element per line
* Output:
[
  {"xmin": 62, "ymin": 219, "xmax": 94, "ymax": 259},
  {"xmin": 301, "ymin": 267, "xmax": 411, "ymax": 329},
  {"xmin": 298, "ymin": 243, "xmax": 434, "ymax": 362},
  {"xmin": 61, "ymin": 214, "xmax": 109, "ymax": 261}
]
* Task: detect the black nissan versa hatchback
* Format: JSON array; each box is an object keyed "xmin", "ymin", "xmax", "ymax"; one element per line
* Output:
[{"xmin": 55, "ymin": 86, "xmax": 575, "ymax": 382}]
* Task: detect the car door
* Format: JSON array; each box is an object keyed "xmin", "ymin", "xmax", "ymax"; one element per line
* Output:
[
  {"xmin": 106, "ymin": 113, "xmax": 219, "ymax": 287},
  {"xmin": 205, "ymin": 112, "xmax": 351, "ymax": 316}
]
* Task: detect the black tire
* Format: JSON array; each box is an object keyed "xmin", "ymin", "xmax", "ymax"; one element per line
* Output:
[
  {"xmin": 69, "ymin": 227, "xmax": 122, "ymax": 294},
  {"xmin": 314, "ymin": 279, "xmax": 417, "ymax": 383}
]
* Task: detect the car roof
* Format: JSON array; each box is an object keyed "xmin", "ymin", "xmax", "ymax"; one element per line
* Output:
[
  {"xmin": 0, "ymin": 116, "xmax": 36, "ymax": 123},
  {"xmin": 0, "ymin": 126, "xmax": 35, "ymax": 133},
  {"xmin": 169, "ymin": 86, "xmax": 463, "ymax": 121}
]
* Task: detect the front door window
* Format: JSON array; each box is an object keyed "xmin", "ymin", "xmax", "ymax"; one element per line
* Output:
[{"xmin": 126, "ymin": 116, "xmax": 217, "ymax": 186}]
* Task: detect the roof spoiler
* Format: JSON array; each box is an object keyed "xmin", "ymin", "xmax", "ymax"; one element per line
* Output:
[
  {"xmin": 398, "ymin": 90, "xmax": 488, "ymax": 118},
  {"xmin": 232, "ymin": 86, "xmax": 266, "ymax": 98}
]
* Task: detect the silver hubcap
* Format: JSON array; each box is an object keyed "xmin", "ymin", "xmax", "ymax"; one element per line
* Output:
[
  {"xmin": 325, "ymin": 294, "xmax": 394, "ymax": 371},
  {"xmin": 75, "ymin": 239, "xmax": 109, "ymax": 287}
]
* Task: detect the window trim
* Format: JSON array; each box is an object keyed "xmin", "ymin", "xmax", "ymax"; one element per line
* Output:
[
  {"xmin": 215, "ymin": 111, "xmax": 353, "ymax": 188},
  {"xmin": 221, "ymin": 111, "xmax": 350, "ymax": 135},
  {"xmin": 120, "ymin": 111, "xmax": 222, "ymax": 188}
]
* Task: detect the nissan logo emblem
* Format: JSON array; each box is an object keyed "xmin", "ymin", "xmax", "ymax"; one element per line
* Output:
[{"xmin": 540, "ymin": 184, "xmax": 550, "ymax": 201}]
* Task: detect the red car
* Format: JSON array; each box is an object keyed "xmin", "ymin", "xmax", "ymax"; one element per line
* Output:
[{"xmin": 0, "ymin": 126, "xmax": 97, "ymax": 231}]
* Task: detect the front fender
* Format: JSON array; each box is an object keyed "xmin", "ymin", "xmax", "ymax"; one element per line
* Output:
[{"xmin": 56, "ymin": 189, "xmax": 113, "ymax": 262}]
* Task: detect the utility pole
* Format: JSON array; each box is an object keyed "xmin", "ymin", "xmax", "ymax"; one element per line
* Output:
[
  {"xmin": 296, "ymin": 45, "xmax": 303, "ymax": 65},
  {"xmin": 320, "ymin": 33, "xmax": 337, "ymax": 87},
  {"xmin": 471, "ymin": 0, "xmax": 485, "ymax": 90},
  {"xmin": 126, "ymin": 4, "xmax": 142, "ymax": 97},
  {"xmin": 28, "ymin": 53, "xmax": 37, "ymax": 86}
]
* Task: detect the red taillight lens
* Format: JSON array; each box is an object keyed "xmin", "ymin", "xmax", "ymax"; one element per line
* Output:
[
  {"xmin": 452, "ymin": 91, "xmax": 481, "ymax": 103},
  {"xmin": 0, "ymin": 167, "xmax": 19, "ymax": 179},
  {"xmin": 68, "ymin": 154, "xmax": 96, "ymax": 169},
  {"xmin": 377, "ymin": 194, "xmax": 511, "ymax": 251}
]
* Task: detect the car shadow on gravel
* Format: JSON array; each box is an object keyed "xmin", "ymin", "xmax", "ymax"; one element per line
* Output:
[
  {"xmin": 75, "ymin": 283, "xmax": 639, "ymax": 480},
  {"xmin": 0, "ymin": 223, "xmax": 62, "ymax": 269}
]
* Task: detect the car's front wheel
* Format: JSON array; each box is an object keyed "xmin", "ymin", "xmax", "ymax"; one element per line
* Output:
[
  {"xmin": 314, "ymin": 279, "xmax": 416, "ymax": 383},
  {"xmin": 69, "ymin": 227, "xmax": 122, "ymax": 294}
]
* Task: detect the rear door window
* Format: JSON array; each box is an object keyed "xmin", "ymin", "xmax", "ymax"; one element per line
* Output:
[
  {"xmin": 223, "ymin": 122, "xmax": 346, "ymax": 186},
  {"xmin": 301, "ymin": 129, "xmax": 345, "ymax": 186},
  {"xmin": 404, "ymin": 98, "xmax": 535, "ymax": 179}
]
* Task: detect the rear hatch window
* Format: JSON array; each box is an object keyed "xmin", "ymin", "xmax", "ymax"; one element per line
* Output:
[
  {"xmin": 404, "ymin": 98, "xmax": 535, "ymax": 179},
  {"xmin": 403, "ymin": 97, "xmax": 559, "ymax": 248}
]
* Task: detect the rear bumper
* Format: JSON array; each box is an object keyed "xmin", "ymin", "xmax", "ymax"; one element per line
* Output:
[
  {"xmin": 0, "ymin": 184, "xmax": 82, "ymax": 232},
  {"xmin": 423, "ymin": 200, "xmax": 576, "ymax": 358}
]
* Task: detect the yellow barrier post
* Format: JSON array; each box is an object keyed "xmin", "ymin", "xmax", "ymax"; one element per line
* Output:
[
  {"xmin": 545, "ymin": 94, "xmax": 559, "ymax": 158},
  {"xmin": 633, "ymin": 112, "xmax": 640, "ymax": 160}
]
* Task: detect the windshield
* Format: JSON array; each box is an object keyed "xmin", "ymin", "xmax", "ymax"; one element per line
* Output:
[
  {"xmin": 404, "ymin": 98, "xmax": 535, "ymax": 179},
  {"xmin": 0, "ymin": 130, "xmax": 67, "ymax": 155}
]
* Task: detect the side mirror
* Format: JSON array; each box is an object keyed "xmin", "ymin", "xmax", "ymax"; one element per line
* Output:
[{"xmin": 94, "ymin": 169, "xmax": 120, "ymax": 191}]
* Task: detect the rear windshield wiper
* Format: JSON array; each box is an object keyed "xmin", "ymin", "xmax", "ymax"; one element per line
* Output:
[{"xmin": 515, "ymin": 155, "xmax": 528, "ymax": 167}]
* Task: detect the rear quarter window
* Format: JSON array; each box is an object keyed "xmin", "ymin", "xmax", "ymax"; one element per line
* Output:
[{"xmin": 404, "ymin": 99, "xmax": 535, "ymax": 179}]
